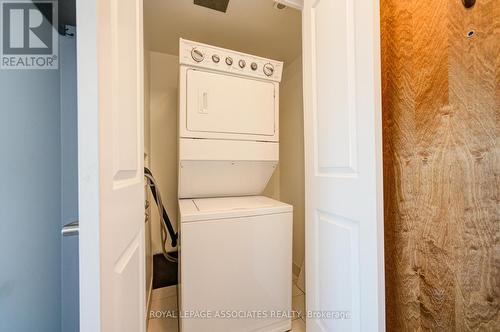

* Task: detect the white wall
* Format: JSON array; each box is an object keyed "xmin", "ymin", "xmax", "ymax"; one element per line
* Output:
[
  {"xmin": 263, "ymin": 166, "xmax": 280, "ymax": 199},
  {"xmin": 0, "ymin": 33, "xmax": 61, "ymax": 332},
  {"xmin": 144, "ymin": 43, "xmax": 151, "ymax": 157},
  {"xmin": 60, "ymin": 33, "xmax": 80, "ymax": 332},
  {"xmin": 278, "ymin": 56, "xmax": 305, "ymax": 270},
  {"xmin": 149, "ymin": 51, "xmax": 179, "ymax": 254}
]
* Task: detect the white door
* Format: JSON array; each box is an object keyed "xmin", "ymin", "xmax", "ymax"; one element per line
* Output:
[
  {"xmin": 77, "ymin": 0, "xmax": 145, "ymax": 331},
  {"xmin": 302, "ymin": 0, "xmax": 385, "ymax": 331}
]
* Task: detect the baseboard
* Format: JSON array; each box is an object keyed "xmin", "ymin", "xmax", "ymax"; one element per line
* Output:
[
  {"xmin": 152, "ymin": 248, "xmax": 177, "ymax": 256},
  {"xmin": 255, "ymin": 318, "xmax": 291, "ymax": 332},
  {"xmin": 146, "ymin": 277, "xmax": 153, "ymax": 329},
  {"xmin": 151, "ymin": 284, "xmax": 178, "ymax": 301}
]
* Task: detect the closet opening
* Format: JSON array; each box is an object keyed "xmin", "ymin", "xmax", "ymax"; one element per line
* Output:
[{"xmin": 142, "ymin": 1, "xmax": 305, "ymax": 331}]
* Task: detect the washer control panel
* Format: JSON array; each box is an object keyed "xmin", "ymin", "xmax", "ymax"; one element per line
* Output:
[{"xmin": 180, "ymin": 38, "xmax": 283, "ymax": 82}]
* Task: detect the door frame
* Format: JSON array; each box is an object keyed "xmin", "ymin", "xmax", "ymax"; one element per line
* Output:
[
  {"xmin": 76, "ymin": 0, "xmax": 101, "ymax": 330},
  {"xmin": 76, "ymin": 0, "xmax": 385, "ymax": 330}
]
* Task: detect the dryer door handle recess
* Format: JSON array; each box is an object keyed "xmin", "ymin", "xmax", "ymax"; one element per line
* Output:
[{"xmin": 199, "ymin": 91, "xmax": 209, "ymax": 114}]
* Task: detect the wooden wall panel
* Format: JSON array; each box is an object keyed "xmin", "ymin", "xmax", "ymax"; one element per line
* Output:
[{"xmin": 381, "ymin": 0, "xmax": 500, "ymax": 330}]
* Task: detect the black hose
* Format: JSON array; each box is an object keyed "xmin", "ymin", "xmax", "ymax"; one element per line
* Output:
[{"xmin": 145, "ymin": 167, "xmax": 178, "ymax": 247}]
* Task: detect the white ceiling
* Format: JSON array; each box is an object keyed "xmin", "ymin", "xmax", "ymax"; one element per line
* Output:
[{"xmin": 144, "ymin": 0, "xmax": 302, "ymax": 65}]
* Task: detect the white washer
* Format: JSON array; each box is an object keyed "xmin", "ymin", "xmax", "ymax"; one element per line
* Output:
[{"xmin": 178, "ymin": 196, "xmax": 293, "ymax": 332}]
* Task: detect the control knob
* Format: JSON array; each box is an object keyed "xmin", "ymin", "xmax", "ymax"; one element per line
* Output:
[
  {"xmin": 225, "ymin": 57, "xmax": 233, "ymax": 65},
  {"xmin": 238, "ymin": 59, "xmax": 246, "ymax": 68},
  {"xmin": 263, "ymin": 63, "xmax": 274, "ymax": 76},
  {"xmin": 191, "ymin": 48, "xmax": 204, "ymax": 62},
  {"xmin": 212, "ymin": 54, "xmax": 220, "ymax": 63}
]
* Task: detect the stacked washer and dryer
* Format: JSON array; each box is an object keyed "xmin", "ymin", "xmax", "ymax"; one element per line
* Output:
[{"xmin": 177, "ymin": 39, "xmax": 293, "ymax": 332}]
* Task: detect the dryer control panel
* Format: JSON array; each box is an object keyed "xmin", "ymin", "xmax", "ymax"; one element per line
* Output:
[{"xmin": 179, "ymin": 38, "xmax": 283, "ymax": 82}]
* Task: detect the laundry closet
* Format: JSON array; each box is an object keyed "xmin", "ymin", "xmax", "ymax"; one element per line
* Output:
[{"xmin": 142, "ymin": 1, "xmax": 305, "ymax": 331}]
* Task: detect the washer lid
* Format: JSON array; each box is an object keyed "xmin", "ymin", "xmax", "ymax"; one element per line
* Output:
[{"xmin": 179, "ymin": 196, "xmax": 292, "ymax": 222}]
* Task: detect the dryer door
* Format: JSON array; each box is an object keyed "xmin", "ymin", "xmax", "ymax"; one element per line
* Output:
[{"xmin": 184, "ymin": 69, "xmax": 277, "ymax": 140}]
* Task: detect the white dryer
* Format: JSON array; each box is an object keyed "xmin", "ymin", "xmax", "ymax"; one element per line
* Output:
[
  {"xmin": 177, "ymin": 39, "xmax": 292, "ymax": 332},
  {"xmin": 178, "ymin": 38, "xmax": 283, "ymax": 198}
]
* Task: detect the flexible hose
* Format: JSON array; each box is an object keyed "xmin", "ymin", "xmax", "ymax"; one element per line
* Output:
[
  {"xmin": 145, "ymin": 168, "xmax": 178, "ymax": 247},
  {"xmin": 144, "ymin": 170, "xmax": 178, "ymax": 263}
]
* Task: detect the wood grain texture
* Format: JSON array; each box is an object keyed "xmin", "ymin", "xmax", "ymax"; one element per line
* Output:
[{"xmin": 381, "ymin": 0, "xmax": 500, "ymax": 330}]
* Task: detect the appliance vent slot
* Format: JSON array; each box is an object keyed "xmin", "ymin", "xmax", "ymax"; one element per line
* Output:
[{"xmin": 193, "ymin": 0, "xmax": 230, "ymax": 13}]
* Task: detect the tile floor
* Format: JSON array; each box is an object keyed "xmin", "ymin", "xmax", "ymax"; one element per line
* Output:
[{"xmin": 147, "ymin": 275, "xmax": 306, "ymax": 332}]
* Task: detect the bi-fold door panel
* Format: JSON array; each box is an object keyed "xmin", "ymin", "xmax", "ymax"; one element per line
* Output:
[{"xmin": 186, "ymin": 69, "xmax": 276, "ymax": 137}]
